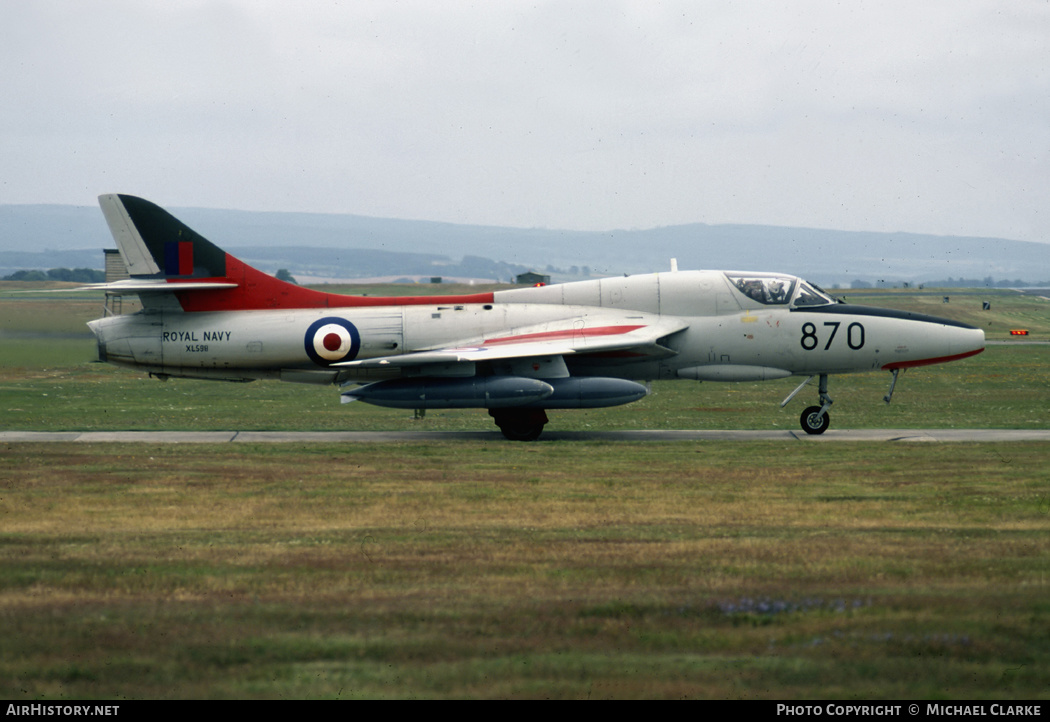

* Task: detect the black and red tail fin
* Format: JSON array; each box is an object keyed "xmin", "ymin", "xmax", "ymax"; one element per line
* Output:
[
  {"xmin": 100, "ymin": 194, "xmax": 229, "ymax": 279},
  {"xmin": 98, "ymin": 194, "xmax": 497, "ymax": 312},
  {"xmin": 98, "ymin": 194, "xmax": 335, "ymax": 311}
]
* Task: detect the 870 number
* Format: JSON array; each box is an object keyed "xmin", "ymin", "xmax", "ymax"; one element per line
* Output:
[{"xmin": 801, "ymin": 322, "xmax": 864, "ymax": 351}]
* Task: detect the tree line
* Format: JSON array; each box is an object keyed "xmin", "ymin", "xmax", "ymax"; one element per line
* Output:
[
  {"xmin": 2, "ymin": 268, "xmax": 106, "ymax": 282},
  {"xmin": 849, "ymin": 276, "xmax": 1050, "ymax": 289}
]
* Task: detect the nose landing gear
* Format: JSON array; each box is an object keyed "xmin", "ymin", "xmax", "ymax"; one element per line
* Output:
[{"xmin": 783, "ymin": 374, "xmax": 833, "ymax": 435}]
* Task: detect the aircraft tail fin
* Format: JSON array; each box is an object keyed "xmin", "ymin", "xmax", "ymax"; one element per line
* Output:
[
  {"xmin": 98, "ymin": 194, "xmax": 331, "ymax": 312},
  {"xmin": 99, "ymin": 194, "xmax": 228, "ymax": 279}
]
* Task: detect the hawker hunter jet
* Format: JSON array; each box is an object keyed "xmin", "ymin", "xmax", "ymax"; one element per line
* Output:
[{"xmin": 86, "ymin": 195, "xmax": 985, "ymax": 439}]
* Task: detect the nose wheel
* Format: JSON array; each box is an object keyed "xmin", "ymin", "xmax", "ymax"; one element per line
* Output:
[
  {"xmin": 782, "ymin": 374, "xmax": 833, "ymax": 435},
  {"xmin": 800, "ymin": 405, "xmax": 831, "ymax": 435}
]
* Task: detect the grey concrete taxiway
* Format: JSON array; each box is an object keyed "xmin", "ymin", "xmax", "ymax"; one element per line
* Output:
[{"xmin": 2, "ymin": 429, "xmax": 1049, "ymax": 443}]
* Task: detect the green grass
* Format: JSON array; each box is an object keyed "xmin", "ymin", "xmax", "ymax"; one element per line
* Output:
[
  {"xmin": 1, "ymin": 341, "xmax": 1046, "ymax": 432},
  {"xmin": 2, "ymin": 283, "xmax": 1047, "ymax": 434}
]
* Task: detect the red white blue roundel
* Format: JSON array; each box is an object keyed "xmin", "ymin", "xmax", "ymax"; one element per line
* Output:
[{"xmin": 305, "ymin": 317, "xmax": 360, "ymax": 366}]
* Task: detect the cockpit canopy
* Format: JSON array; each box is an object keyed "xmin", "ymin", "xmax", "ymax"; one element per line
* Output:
[{"xmin": 726, "ymin": 273, "xmax": 836, "ymax": 308}]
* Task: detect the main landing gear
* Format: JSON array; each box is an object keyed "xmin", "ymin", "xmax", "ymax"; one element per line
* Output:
[
  {"xmin": 489, "ymin": 408, "xmax": 549, "ymax": 441},
  {"xmin": 782, "ymin": 374, "xmax": 833, "ymax": 435}
]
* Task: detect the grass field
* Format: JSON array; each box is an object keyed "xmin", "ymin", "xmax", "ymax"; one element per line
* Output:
[
  {"xmin": 2, "ymin": 442, "xmax": 1048, "ymax": 699},
  {"xmin": 1, "ymin": 283, "xmax": 1048, "ymax": 699},
  {"xmin": 3, "ymin": 342, "xmax": 1048, "ymax": 433}
]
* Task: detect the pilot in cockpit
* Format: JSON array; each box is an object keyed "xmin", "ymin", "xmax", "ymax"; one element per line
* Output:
[{"xmin": 767, "ymin": 279, "xmax": 787, "ymax": 303}]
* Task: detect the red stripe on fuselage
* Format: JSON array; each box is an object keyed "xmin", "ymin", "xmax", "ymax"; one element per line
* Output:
[
  {"xmin": 883, "ymin": 347, "xmax": 984, "ymax": 370},
  {"xmin": 170, "ymin": 254, "xmax": 495, "ymax": 312},
  {"xmin": 483, "ymin": 325, "xmax": 646, "ymax": 346}
]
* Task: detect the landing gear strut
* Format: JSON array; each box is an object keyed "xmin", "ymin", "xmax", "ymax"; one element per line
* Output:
[
  {"xmin": 883, "ymin": 368, "xmax": 903, "ymax": 404},
  {"xmin": 783, "ymin": 374, "xmax": 833, "ymax": 435},
  {"xmin": 489, "ymin": 408, "xmax": 548, "ymax": 441}
]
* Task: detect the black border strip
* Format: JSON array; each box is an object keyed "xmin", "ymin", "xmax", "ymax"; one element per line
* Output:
[{"xmin": 792, "ymin": 304, "xmax": 979, "ymax": 330}]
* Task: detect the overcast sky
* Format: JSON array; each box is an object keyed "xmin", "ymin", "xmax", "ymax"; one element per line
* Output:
[{"xmin": 2, "ymin": 1, "xmax": 1048, "ymax": 244}]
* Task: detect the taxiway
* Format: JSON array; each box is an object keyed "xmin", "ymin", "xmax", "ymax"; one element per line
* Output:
[{"xmin": 2, "ymin": 429, "xmax": 1048, "ymax": 443}]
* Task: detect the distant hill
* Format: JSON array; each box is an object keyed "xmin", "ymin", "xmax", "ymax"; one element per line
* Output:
[{"xmin": 1, "ymin": 202, "xmax": 1047, "ymax": 287}]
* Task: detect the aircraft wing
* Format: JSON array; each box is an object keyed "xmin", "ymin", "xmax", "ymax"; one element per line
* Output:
[{"xmin": 335, "ymin": 315, "xmax": 688, "ymax": 370}]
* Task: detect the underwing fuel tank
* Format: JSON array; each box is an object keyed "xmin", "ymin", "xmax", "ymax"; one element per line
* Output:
[
  {"xmin": 342, "ymin": 376, "xmax": 650, "ymax": 410},
  {"xmin": 343, "ymin": 377, "xmax": 555, "ymax": 409},
  {"xmin": 518, "ymin": 377, "xmax": 649, "ymax": 409},
  {"xmin": 677, "ymin": 365, "xmax": 793, "ymax": 382}
]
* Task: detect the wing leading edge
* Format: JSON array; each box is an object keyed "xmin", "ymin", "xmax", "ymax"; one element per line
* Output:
[{"xmin": 335, "ymin": 315, "xmax": 689, "ymax": 371}]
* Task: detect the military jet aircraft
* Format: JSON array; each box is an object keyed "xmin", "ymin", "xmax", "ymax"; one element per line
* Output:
[{"xmin": 86, "ymin": 194, "xmax": 985, "ymax": 440}]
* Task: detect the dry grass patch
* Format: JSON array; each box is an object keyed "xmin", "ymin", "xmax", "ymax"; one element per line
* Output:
[{"xmin": 1, "ymin": 441, "xmax": 1048, "ymax": 697}]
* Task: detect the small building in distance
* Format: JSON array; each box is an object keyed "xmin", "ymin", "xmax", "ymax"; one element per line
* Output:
[
  {"xmin": 104, "ymin": 248, "xmax": 129, "ymax": 282},
  {"xmin": 102, "ymin": 249, "xmax": 131, "ymax": 316},
  {"xmin": 515, "ymin": 271, "xmax": 550, "ymax": 286}
]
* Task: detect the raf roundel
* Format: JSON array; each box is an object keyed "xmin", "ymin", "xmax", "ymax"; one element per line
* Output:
[{"xmin": 304, "ymin": 317, "xmax": 361, "ymax": 366}]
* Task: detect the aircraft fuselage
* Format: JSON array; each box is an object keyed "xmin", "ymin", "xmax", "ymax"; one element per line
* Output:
[{"xmin": 89, "ymin": 270, "xmax": 984, "ymax": 385}]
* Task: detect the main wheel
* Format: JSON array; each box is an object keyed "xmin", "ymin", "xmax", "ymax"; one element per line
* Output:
[
  {"xmin": 800, "ymin": 406, "xmax": 830, "ymax": 435},
  {"xmin": 498, "ymin": 421, "xmax": 544, "ymax": 441},
  {"xmin": 490, "ymin": 408, "xmax": 548, "ymax": 441}
]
